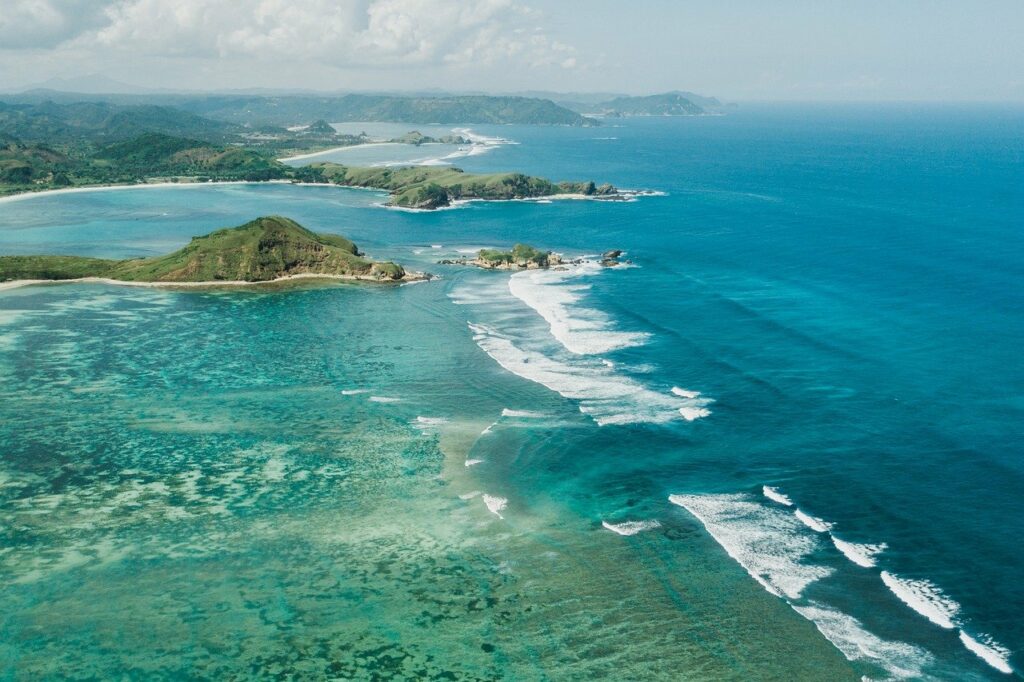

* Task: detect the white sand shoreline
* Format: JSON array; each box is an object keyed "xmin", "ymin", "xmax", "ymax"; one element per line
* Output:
[
  {"xmin": 0, "ymin": 179, "xmax": 395, "ymax": 205},
  {"xmin": 0, "ymin": 272, "xmax": 426, "ymax": 293},
  {"xmin": 0, "ymin": 177, "xmax": 661, "ymax": 213},
  {"xmin": 0, "ymin": 180, "xmax": 293, "ymax": 205},
  {"xmin": 277, "ymin": 141, "xmax": 395, "ymax": 162}
]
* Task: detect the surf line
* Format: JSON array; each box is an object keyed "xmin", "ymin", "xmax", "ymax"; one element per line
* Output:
[{"xmin": 759, "ymin": 485, "xmax": 1014, "ymax": 675}]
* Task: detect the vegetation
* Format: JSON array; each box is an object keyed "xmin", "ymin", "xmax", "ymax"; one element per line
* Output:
[
  {"xmin": 388, "ymin": 130, "xmax": 470, "ymax": 146},
  {"xmin": 0, "ymin": 102, "xmax": 363, "ymax": 194},
  {"xmin": 560, "ymin": 92, "xmax": 724, "ymax": 117},
  {"xmin": 0, "ymin": 255, "xmax": 122, "ymax": 281},
  {"xmin": 0, "ymin": 132, "xmax": 289, "ymax": 191},
  {"xmin": 6, "ymin": 91, "xmax": 598, "ymax": 127},
  {"xmin": 302, "ymin": 163, "xmax": 617, "ymax": 209},
  {"xmin": 0, "ymin": 216, "xmax": 409, "ymax": 283},
  {"xmin": 304, "ymin": 119, "xmax": 337, "ymax": 135},
  {"xmin": 96, "ymin": 133, "xmax": 289, "ymax": 180},
  {"xmin": 478, "ymin": 244, "xmax": 552, "ymax": 267},
  {"xmin": 176, "ymin": 94, "xmax": 597, "ymax": 127},
  {"xmin": 0, "ymin": 97, "xmax": 618, "ymax": 201},
  {"xmin": 0, "ymin": 100, "xmax": 241, "ymax": 143}
]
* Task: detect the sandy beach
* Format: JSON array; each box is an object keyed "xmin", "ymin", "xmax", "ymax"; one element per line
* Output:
[
  {"xmin": 277, "ymin": 142, "xmax": 394, "ymax": 163},
  {"xmin": 0, "ymin": 271, "xmax": 427, "ymax": 292},
  {"xmin": 0, "ymin": 180, "xmax": 298, "ymax": 205}
]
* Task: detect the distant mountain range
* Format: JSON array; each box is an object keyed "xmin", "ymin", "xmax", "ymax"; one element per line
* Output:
[
  {"xmin": 176, "ymin": 94, "xmax": 596, "ymax": 127},
  {"xmin": 2, "ymin": 91, "xmax": 597, "ymax": 127},
  {"xmin": 2, "ymin": 85, "xmax": 728, "ymax": 125}
]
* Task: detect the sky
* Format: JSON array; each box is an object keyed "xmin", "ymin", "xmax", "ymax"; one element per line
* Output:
[{"xmin": 0, "ymin": 0, "xmax": 1022, "ymax": 101}]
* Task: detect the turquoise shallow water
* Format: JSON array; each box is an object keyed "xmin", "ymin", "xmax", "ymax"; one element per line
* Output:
[{"xmin": 1, "ymin": 104, "xmax": 1023, "ymax": 680}]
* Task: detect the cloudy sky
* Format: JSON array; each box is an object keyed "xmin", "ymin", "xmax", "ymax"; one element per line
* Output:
[{"xmin": 1, "ymin": 0, "xmax": 1022, "ymax": 100}]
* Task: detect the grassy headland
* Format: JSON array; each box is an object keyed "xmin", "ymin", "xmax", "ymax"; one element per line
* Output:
[
  {"xmin": 302, "ymin": 163, "xmax": 618, "ymax": 209},
  {"xmin": 0, "ymin": 216, "xmax": 413, "ymax": 284}
]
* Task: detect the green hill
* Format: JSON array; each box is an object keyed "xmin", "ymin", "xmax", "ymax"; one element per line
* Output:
[
  {"xmin": 302, "ymin": 163, "xmax": 617, "ymax": 209},
  {"xmin": 0, "ymin": 216, "xmax": 410, "ymax": 283},
  {"xmin": 96, "ymin": 132, "xmax": 287, "ymax": 179},
  {"xmin": 598, "ymin": 93, "xmax": 706, "ymax": 116},
  {"xmin": 0, "ymin": 140, "xmax": 73, "ymax": 184},
  {"xmin": 0, "ymin": 101, "xmax": 240, "ymax": 143}
]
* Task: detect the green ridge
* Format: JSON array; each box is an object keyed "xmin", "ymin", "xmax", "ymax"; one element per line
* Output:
[
  {"xmin": 302, "ymin": 163, "xmax": 616, "ymax": 209},
  {"xmin": 0, "ymin": 216, "xmax": 409, "ymax": 283}
]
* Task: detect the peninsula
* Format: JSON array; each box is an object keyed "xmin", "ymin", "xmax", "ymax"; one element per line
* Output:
[
  {"xmin": 0, "ymin": 216, "xmax": 419, "ymax": 285},
  {"xmin": 301, "ymin": 163, "xmax": 621, "ymax": 210}
]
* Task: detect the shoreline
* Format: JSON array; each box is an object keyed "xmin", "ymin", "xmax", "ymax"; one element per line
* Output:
[
  {"xmin": 0, "ymin": 271, "xmax": 428, "ymax": 292},
  {"xmin": 0, "ymin": 178, "xmax": 662, "ymax": 212},
  {"xmin": 277, "ymin": 141, "xmax": 394, "ymax": 163},
  {"xmin": 0, "ymin": 179, "xmax": 395, "ymax": 205},
  {"xmin": 0, "ymin": 179, "xmax": 298, "ymax": 205}
]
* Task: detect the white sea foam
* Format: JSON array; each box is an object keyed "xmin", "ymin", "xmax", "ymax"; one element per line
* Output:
[
  {"xmin": 453, "ymin": 128, "xmax": 517, "ymax": 148},
  {"xmin": 456, "ymin": 271, "xmax": 711, "ymax": 425},
  {"xmin": 958, "ymin": 631, "xmax": 1013, "ymax": 674},
  {"xmin": 464, "ymin": 459, "xmax": 483, "ymax": 467},
  {"xmin": 795, "ymin": 509, "xmax": 833, "ymax": 533},
  {"xmin": 469, "ymin": 322, "xmax": 705, "ymax": 425},
  {"xmin": 679, "ymin": 406, "xmax": 712, "ymax": 421},
  {"xmin": 669, "ymin": 493, "xmax": 833, "ymax": 599},
  {"xmin": 500, "ymin": 409, "xmax": 550, "ymax": 418},
  {"xmin": 879, "ymin": 571, "xmax": 960, "ymax": 629},
  {"xmin": 368, "ymin": 396, "xmax": 401, "ymax": 403},
  {"xmin": 413, "ymin": 416, "xmax": 448, "ymax": 428},
  {"xmin": 671, "ymin": 386, "xmax": 702, "ymax": 399},
  {"xmin": 459, "ymin": 490, "xmax": 481, "ymax": 500},
  {"xmin": 507, "ymin": 262, "xmax": 650, "ymax": 355},
  {"xmin": 831, "ymin": 537, "xmax": 887, "ymax": 568},
  {"xmin": 482, "ymin": 494, "xmax": 507, "ymax": 518},
  {"xmin": 431, "ymin": 244, "xmax": 443, "ymax": 249},
  {"xmin": 341, "ymin": 389, "xmax": 366, "ymax": 395},
  {"xmin": 386, "ymin": 127, "xmax": 517, "ymax": 166},
  {"xmin": 792, "ymin": 603, "xmax": 934, "ymax": 680},
  {"xmin": 602, "ymin": 520, "xmax": 661, "ymax": 536},
  {"xmin": 762, "ymin": 485, "xmax": 794, "ymax": 506}
]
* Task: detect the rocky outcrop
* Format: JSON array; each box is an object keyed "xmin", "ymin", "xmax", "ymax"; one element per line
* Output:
[{"xmin": 600, "ymin": 249, "xmax": 630, "ymax": 267}]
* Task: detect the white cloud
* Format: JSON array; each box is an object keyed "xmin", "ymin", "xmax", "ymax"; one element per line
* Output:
[
  {"xmin": 0, "ymin": 0, "xmax": 109, "ymax": 49},
  {"xmin": 77, "ymin": 0, "xmax": 576, "ymax": 68}
]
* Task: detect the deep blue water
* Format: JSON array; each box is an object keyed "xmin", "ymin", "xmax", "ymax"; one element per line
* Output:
[{"xmin": 1, "ymin": 104, "xmax": 1022, "ymax": 679}]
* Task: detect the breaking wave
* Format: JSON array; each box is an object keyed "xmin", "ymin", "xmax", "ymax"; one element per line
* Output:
[
  {"xmin": 668, "ymin": 493, "xmax": 833, "ymax": 599},
  {"xmin": 879, "ymin": 571, "xmax": 960, "ymax": 630},
  {"xmin": 601, "ymin": 519, "xmax": 662, "ymax": 536},
  {"xmin": 508, "ymin": 262, "xmax": 650, "ymax": 355},
  {"xmin": 792, "ymin": 603, "xmax": 933, "ymax": 680}
]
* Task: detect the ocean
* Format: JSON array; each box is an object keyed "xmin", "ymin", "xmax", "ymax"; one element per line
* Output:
[{"xmin": 0, "ymin": 103, "xmax": 1021, "ymax": 679}]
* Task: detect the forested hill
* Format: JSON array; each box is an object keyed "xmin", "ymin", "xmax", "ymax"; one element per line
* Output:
[{"xmin": 0, "ymin": 101, "xmax": 241, "ymax": 143}]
